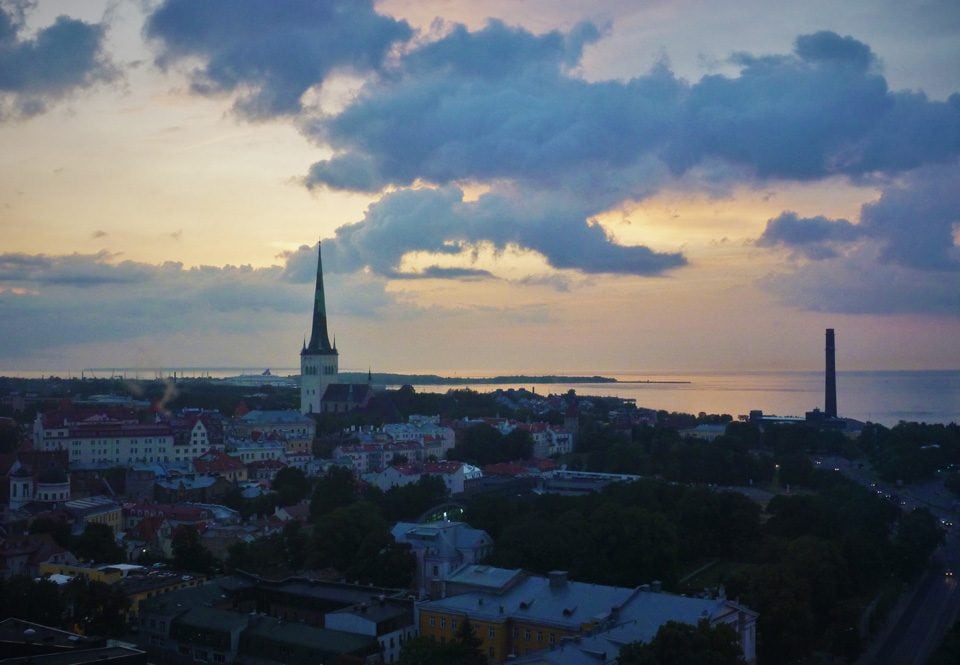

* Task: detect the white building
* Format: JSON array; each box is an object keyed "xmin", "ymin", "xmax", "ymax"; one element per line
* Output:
[
  {"xmin": 227, "ymin": 439, "xmax": 287, "ymax": 464},
  {"xmin": 34, "ymin": 413, "xmax": 175, "ymax": 466},
  {"xmin": 391, "ymin": 521, "xmax": 494, "ymax": 599},
  {"xmin": 231, "ymin": 410, "xmax": 316, "ymax": 454},
  {"xmin": 325, "ymin": 601, "xmax": 417, "ymax": 664}
]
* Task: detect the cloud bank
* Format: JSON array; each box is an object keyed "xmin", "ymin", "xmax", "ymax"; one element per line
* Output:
[
  {"xmin": 141, "ymin": 4, "xmax": 960, "ymax": 316},
  {"xmin": 0, "ymin": 1, "xmax": 113, "ymax": 119},
  {"xmin": 145, "ymin": 0, "xmax": 411, "ymax": 119},
  {"xmin": 758, "ymin": 162, "xmax": 960, "ymax": 313},
  {"xmin": 0, "ymin": 251, "xmax": 390, "ymax": 360}
]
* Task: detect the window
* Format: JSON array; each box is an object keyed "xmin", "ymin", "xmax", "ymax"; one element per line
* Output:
[
  {"xmin": 212, "ymin": 654, "xmax": 225, "ymax": 663},
  {"xmin": 549, "ymin": 633, "xmax": 556, "ymax": 645},
  {"xmin": 429, "ymin": 617, "xmax": 436, "ymax": 627},
  {"xmin": 524, "ymin": 629, "xmax": 531, "ymax": 641},
  {"xmin": 489, "ymin": 646, "xmax": 495, "ymax": 658},
  {"xmin": 538, "ymin": 631, "xmax": 543, "ymax": 642},
  {"xmin": 488, "ymin": 627, "xmax": 495, "ymax": 639},
  {"xmin": 440, "ymin": 617, "xmax": 446, "ymax": 629}
]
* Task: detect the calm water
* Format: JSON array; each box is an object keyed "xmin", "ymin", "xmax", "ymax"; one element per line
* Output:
[
  {"xmin": 395, "ymin": 370, "xmax": 960, "ymax": 427},
  {"xmin": 3, "ymin": 368, "xmax": 957, "ymax": 427}
]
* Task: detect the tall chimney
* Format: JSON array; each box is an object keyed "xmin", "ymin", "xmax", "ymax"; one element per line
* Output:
[{"xmin": 825, "ymin": 328, "xmax": 837, "ymax": 418}]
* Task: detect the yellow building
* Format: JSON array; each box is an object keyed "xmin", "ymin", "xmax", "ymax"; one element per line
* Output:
[
  {"xmin": 416, "ymin": 569, "xmax": 758, "ymax": 664},
  {"xmin": 64, "ymin": 495, "xmax": 123, "ymax": 534},
  {"xmin": 417, "ymin": 571, "xmax": 622, "ymax": 662},
  {"xmin": 38, "ymin": 562, "xmax": 124, "ymax": 584}
]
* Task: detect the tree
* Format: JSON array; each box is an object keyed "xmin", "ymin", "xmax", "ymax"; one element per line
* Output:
[
  {"xmin": 0, "ymin": 575, "xmax": 66, "ymax": 627},
  {"xmin": 272, "ymin": 467, "xmax": 310, "ymax": 506},
  {"xmin": 309, "ymin": 466, "xmax": 357, "ymax": 519},
  {"xmin": 64, "ymin": 578, "xmax": 130, "ymax": 637},
  {"xmin": 347, "ymin": 529, "xmax": 415, "ymax": 589},
  {"xmin": 396, "ymin": 621, "xmax": 486, "ymax": 665},
  {"xmin": 893, "ymin": 507, "xmax": 945, "ymax": 578},
  {"xmin": 617, "ymin": 620, "xmax": 746, "ymax": 665},
  {"xmin": 397, "ymin": 636, "xmax": 447, "ymax": 665},
  {"xmin": 309, "ymin": 501, "xmax": 387, "ymax": 572},
  {"xmin": 72, "ymin": 523, "xmax": 124, "ymax": 564},
  {"xmin": 928, "ymin": 620, "xmax": 960, "ymax": 665},
  {"xmin": 29, "ymin": 516, "xmax": 73, "ymax": 548},
  {"xmin": 448, "ymin": 617, "xmax": 487, "ymax": 665},
  {"xmin": 171, "ymin": 525, "xmax": 216, "ymax": 574}
]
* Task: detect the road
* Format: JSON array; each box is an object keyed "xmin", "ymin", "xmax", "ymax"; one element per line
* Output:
[
  {"xmin": 862, "ymin": 542, "xmax": 960, "ymax": 665},
  {"xmin": 819, "ymin": 456, "xmax": 960, "ymax": 664}
]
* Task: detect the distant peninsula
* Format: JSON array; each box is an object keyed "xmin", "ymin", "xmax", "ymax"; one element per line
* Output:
[{"xmin": 338, "ymin": 372, "xmax": 690, "ymax": 386}]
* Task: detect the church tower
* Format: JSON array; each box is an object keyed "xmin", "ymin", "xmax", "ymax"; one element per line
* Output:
[{"xmin": 300, "ymin": 242, "xmax": 339, "ymax": 413}]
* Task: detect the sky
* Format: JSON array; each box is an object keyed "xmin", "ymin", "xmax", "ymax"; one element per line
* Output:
[{"xmin": 1, "ymin": 0, "xmax": 958, "ymax": 376}]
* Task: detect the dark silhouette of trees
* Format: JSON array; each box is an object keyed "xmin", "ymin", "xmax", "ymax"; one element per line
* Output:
[
  {"xmin": 0, "ymin": 576, "xmax": 65, "ymax": 626},
  {"xmin": 309, "ymin": 465, "xmax": 357, "ymax": 519},
  {"xmin": 272, "ymin": 467, "xmax": 310, "ymax": 506},
  {"xmin": 64, "ymin": 578, "xmax": 130, "ymax": 637},
  {"xmin": 929, "ymin": 620, "xmax": 960, "ymax": 665},
  {"xmin": 396, "ymin": 617, "xmax": 486, "ymax": 665},
  {"xmin": 893, "ymin": 507, "xmax": 945, "ymax": 578},
  {"xmin": 171, "ymin": 525, "xmax": 216, "ymax": 573},
  {"xmin": 447, "ymin": 423, "xmax": 533, "ymax": 465},
  {"xmin": 72, "ymin": 523, "xmax": 124, "ymax": 564},
  {"xmin": 617, "ymin": 620, "xmax": 746, "ymax": 665},
  {"xmin": 29, "ymin": 516, "xmax": 73, "ymax": 548}
]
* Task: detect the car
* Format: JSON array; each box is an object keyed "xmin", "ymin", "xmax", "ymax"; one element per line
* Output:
[{"xmin": 946, "ymin": 569, "xmax": 955, "ymax": 578}]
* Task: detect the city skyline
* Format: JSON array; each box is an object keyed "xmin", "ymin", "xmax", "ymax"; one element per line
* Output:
[{"xmin": 2, "ymin": 0, "xmax": 959, "ymax": 374}]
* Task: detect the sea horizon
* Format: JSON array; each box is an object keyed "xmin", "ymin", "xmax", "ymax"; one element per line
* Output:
[{"xmin": 2, "ymin": 367, "xmax": 957, "ymax": 428}]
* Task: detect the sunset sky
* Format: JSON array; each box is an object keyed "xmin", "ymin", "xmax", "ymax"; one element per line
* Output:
[{"xmin": 1, "ymin": 0, "xmax": 958, "ymax": 375}]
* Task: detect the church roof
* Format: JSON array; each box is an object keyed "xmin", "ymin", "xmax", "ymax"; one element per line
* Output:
[
  {"xmin": 304, "ymin": 242, "xmax": 336, "ymax": 355},
  {"xmin": 321, "ymin": 384, "xmax": 374, "ymax": 403}
]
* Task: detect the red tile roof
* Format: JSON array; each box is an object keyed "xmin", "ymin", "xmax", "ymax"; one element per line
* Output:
[{"xmin": 192, "ymin": 451, "xmax": 245, "ymax": 474}]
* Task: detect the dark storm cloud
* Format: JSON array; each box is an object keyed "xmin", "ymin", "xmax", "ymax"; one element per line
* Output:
[
  {"xmin": 760, "ymin": 245, "xmax": 960, "ymax": 316},
  {"xmin": 758, "ymin": 161, "xmax": 960, "ymax": 314},
  {"xmin": 393, "ymin": 266, "xmax": 494, "ymax": 280},
  {"xmin": 305, "ymin": 19, "xmax": 681, "ymax": 193},
  {"xmin": 145, "ymin": 0, "xmax": 411, "ymax": 119},
  {"xmin": 142, "ymin": 3, "xmax": 958, "ymax": 285},
  {"xmin": 858, "ymin": 163, "xmax": 960, "ymax": 271},
  {"xmin": 759, "ymin": 163, "xmax": 960, "ymax": 271},
  {"xmin": 758, "ymin": 212, "xmax": 866, "ymax": 259},
  {"xmin": 297, "ymin": 24, "xmax": 958, "ymax": 280},
  {"xmin": 0, "ymin": 252, "xmax": 150, "ymax": 286},
  {"xmin": 307, "ymin": 28, "xmax": 960, "ymax": 192},
  {"xmin": 665, "ymin": 31, "xmax": 960, "ymax": 179},
  {"xmin": 0, "ymin": 2, "xmax": 114, "ymax": 118},
  {"xmin": 315, "ymin": 186, "xmax": 685, "ymax": 276}
]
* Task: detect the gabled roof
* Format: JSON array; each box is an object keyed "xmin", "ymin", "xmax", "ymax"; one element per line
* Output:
[
  {"xmin": 193, "ymin": 451, "xmax": 246, "ymax": 474},
  {"xmin": 391, "ymin": 521, "xmax": 491, "ymax": 553},
  {"xmin": 0, "ymin": 533, "xmax": 70, "ymax": 566},
  {"xmin": 321, "ymin": 383, "xmax": 374, "ymax": 403}
]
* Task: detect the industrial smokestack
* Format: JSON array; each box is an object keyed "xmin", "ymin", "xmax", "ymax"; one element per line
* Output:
[{"xmin": 825, "ymin": 328, "xmax": 837, "ymax": 418}]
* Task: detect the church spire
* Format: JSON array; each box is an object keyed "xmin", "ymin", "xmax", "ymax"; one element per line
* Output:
[{"xmin": 305, "ymin": 241, "xmax": 336, "ymax": 354}]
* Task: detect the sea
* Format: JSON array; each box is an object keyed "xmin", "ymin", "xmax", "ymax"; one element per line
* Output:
[
  {"xmin": 398, "ymin": 370, "xmax": 960, "ymax": 427},
  {"xmin": 3, "ymin": 368, "xmax": 958, "ymax": 428}
]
